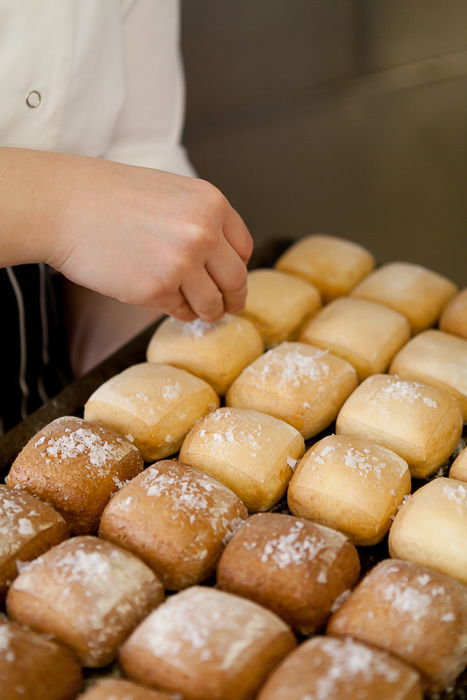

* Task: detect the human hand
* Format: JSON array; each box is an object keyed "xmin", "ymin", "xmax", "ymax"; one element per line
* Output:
[{"xmin": 47, "ymin": 155, "xmax": 253, "ymax": 322}]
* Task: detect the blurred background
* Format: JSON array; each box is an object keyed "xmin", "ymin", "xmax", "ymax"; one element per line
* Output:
[{"xmin": 181, "ymin": 0, "xmax": 467, "ymax": 285}]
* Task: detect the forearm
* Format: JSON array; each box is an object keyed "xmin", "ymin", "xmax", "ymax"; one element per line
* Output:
[{"xmin": 0, "ymin": 147, "xmax": 65, "ymax": 267}]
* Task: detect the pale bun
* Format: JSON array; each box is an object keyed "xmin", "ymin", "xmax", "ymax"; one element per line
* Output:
[
  {"xmin": 84, "ymin": 363, "xmax": 219, "ymax": 461},
  {"xmin": 275, "ymin": 234, "xmax": 375, "ymax": 302},
  {"xmin": 241, "ymin": 268, "xmax": 321, "ymax": 347},
  {"xmin": 146, "ymin": 315, "xmax": 263, "ymax": 395},
  {"xmin": 180, "ymin": 407, "xmax": 305, "ymax": 511},
  {"xmin": 336, "ymin": 374, "xmax": 463, "ymax": 478},
  {"xmin": 226, "ymin": 342, "xmax": 357, "ymax": 439},
  {"xmin": 389, "ymin": 477, "xmax": 467, "ymax": 584},
  {"xmin": 351, "ymin": 261, "xmax": 457, "ymax": 333}
]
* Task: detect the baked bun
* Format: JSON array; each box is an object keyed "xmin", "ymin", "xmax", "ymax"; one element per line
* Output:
[
  {"xmin": 0, "ymin": 485, "xmax": 69, "ymax": 596},
  {"xmin": 240, "ymin": 268, "xmax": 321, "ymax": 347},
  {"xmin": 336, "ymin": 374, "xmax": 463, "ymax": 478},
  {"xmin": 99, "ymin": 459, "xmax": 247, "ymax": 590},
  {"xmin": 119, "ymin": 586, "xmax": 296, "ymax": 700},
  {"xmin": 288, "ymin": 435, "xmax": 411, "ymax": 545},
  {"xmin": 7, "ymin": 536, "xmax": 164, "ymax": 667},
  {"xmin": 76, "ymin": 678, "xmax": 175, "ymax": 700},
  {"xmin": 226, "ymin": 342, "xmax": 357, "ymax": 439},
  {"xmin": 217, "ymin": 512, "xmax": 360, "ymax": 634},
  {"xmin": 179, "ymin": 407, "xmax": 305, "ymax": 511},
  {"xmin": 275, "ymin": 234, "xmax": 375, "ymax": 302},
  {"xmin": 389, "ymin": 477, "xmax": 467, "ymax": 584},
  {"xmin": 257, "ymin": 636, "xmax": 422, "ymax": 700},
  {"xmin": 439, "ymin": 287, "xmax": 467, "ymax": 340},
  {"xmin": 84, "ymin": 363, "xmax": 219, "ymax": 462},
  {"xmin": 350, "ymin": 261, "xmax": 457, "ymax": 333},
  {"xmin": 300, "ymin": 297, "xmax": 410, "ymax": 380},
  {"xmin": 450, "ymin": 447, "xmax": 467, "ymax": 482},
  {"xmin": 327, "ymin": 558, "xmax": 467, "ymax": 692},
  {"xmin": 7, "ymin": 417, "xmax": 143, "ymax": 534},
  {"xmin": 146, "ymin": 315, "xmax": 263, "ymax": 395},
  {"xmin": 390, "ymin": 329, "xmax": 467, "ymax": 420},
  {"xmin": 0, "ymin": 616, "xmax": 82, "ymax": 700}
]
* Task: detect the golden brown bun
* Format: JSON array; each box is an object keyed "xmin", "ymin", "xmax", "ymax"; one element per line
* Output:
[
  {"xmin": 7, "ymin": 536, "xmax": 164, "ymax": 667},
  {"xmin": 84, "ymin": 363, "xmax": 220, "ymax": 461},
  {"xmin": 390, "ymin": 329, "xmax": 467, "ymax": 420},
  {"xmin": 350, "ymin": 261, "xmax": 458, "ymax": 333},
  {"xmin": 439, "ymin": 287, "xmax": 467, "ymax": 340},
  {"xmin": 226, "ymin": 342, "xmax": 357, "ymax": 439},
  {"xmin": 300, "ymin": 297, "xmax": 410, "ymax": 380},
  {"xmin": 389, "ymin": 477, "xmax": 467, "ymax": 584},
  {"xmin": 76, "ymin": 678, "xmax": 175, "ymax": 700},
  {"xmin": 146, "ymin": 315, "xmax": 264, "ymax": 395},
  {"xmin": 450, "ymin": 447, "xmax": 467, "ymax": 482},
  {"xmin": 288, "ymin": 435, "xmax": 411, "ymax": 545},
  {"xmin": 120, "ymin": 586, "xmax": 296, "ymax": 700},
  {"xmin": 217, "ymin": 512, "xmax": 360, "ymax": 634},
  {"xmin": 257, "ymin": 636, "xmax": 422, "ymax": 700},
  {"xmin": 336, "ymin": 374, "xmax": 463, "ymax": 478},
  {"xmin": 99, "ymin": 459, "xmax": 247, "ymax": 590},
  {"xmin": 180, "ymin": 407, "xmax": 305, "ymax": 511},
  {"xmin": 0, "ymin": 485, "xmax": 69, "ymax": 596},
  {"xmin": 240, "ymin": 268, "xmax": 321, "ymax": 347},
  {"xmin": 7, "ymin": 416, "xmax": 143, "ymax": 534},
  {"xmin": 327, "ymin": 559, "xmax": 467, "ymax": 692},
  {"xmin": 275, "ymin": 234, "xmax": 375, "ymax": 302},
  {"xmin": 0, "ymin": 616, "xmax": 82, "ymax": 700}
]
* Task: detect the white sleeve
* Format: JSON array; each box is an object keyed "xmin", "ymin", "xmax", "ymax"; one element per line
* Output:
[{"xmin": 103, "ymin": 0, "xmax": 196, "ymax": 177}]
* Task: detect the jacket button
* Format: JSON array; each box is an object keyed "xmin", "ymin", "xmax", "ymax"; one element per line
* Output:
[{"xmin": 26, "ymin": 90, "xmax": 41, "ymax": 108}]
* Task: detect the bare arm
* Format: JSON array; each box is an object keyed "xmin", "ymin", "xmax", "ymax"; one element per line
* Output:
[{"xmin": 0, "ymin": 147, "xmax": 252, "ymax": 322}]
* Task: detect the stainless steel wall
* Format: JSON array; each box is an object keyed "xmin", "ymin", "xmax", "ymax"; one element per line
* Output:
[{"xmin": 181, "ymin": 0, "xmax": 467, "ymax": 285}]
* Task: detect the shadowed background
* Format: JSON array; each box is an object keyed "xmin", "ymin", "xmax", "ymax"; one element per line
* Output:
[{"xmin": 181, "ymin": 0, "xmax": 467, "ymax": 285}]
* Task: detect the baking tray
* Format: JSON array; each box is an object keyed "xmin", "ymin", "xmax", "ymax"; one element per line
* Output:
[{"xmin": 0, "ymin": 238, "xmax": 466, "ymax": 699}]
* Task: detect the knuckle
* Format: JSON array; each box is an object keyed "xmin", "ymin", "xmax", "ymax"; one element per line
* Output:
[
  {"xmin": 184, "ymin": 221, "xmax": 219, "ymax": 251},
  {"xmin": 226, "ymin": 267, "xmax": 248, "ymax": 294},
  {"xmin": 137, "ymin": 276, "xmax": 170, "ymax": 305}
]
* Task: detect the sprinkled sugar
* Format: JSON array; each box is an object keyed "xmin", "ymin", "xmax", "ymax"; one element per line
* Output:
[
  {"xmin": 258, "ymin": 521, "xmax": 326, "ymax": 569},
  {"xmin": 181, "ymin": 315, "xmax": 233, "ymax": 338},
  {"xmin": 41, "ymin": 427, "xmax": 134, "ymax": 471},
  {"xmin": 343, "ymin": 448, "xmax": 384, "ymax": 480},
  {"xmin": 443, "ymin": 483, "xmax": 467, "ymax": 505},
  {"xmin": 382, "ymin": 584, "xmax": 433, "ymax": 621},
  {"xmin": 17, "ymin": 518, "xmax": 34, "ymax": 536},
  {"xmin": 13, "ymin": 540, "xmax": 156, "ymax": 642},
  {"xmin": 0, "ymin": 625, "xmax": 15, "ymax": 663},
  {"xmin": 140, "ymin": 466, "xmax": 243, "ymax": 532},
  {"xmin": 162, "ymin": 382, "xmax": 182, "ymax": 401},
  {"xmin": 0, "ymin": 493, "xmax": 52, "ymax": 557},
  {"xmin": 245, "ymin": 344, "xmax": 330, "ymax": 387},
  {"xmin": 139, "ymin": 587, "xmax": 285, "ymax": 667},
  {"xmin": 381, "ymin": 379, "xmax": 437, "ymax": 408},
  {"xmin": 311, "ymin": 637, "xmax": 400, "ymax": 699}
]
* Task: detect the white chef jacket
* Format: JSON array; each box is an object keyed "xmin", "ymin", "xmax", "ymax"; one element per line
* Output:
[{"xmin": 0, "ymin": 0, "xmax": 195, "ymax": 175}]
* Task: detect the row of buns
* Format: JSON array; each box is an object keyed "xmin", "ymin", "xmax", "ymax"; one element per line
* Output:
[{"xmin": 1, "ymin": 234, "xmax": 466, "ymax": 699}]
